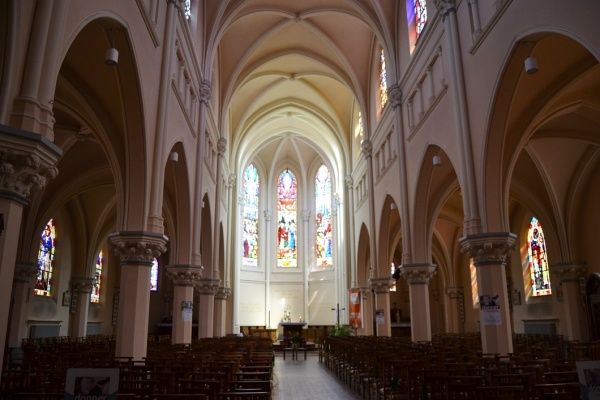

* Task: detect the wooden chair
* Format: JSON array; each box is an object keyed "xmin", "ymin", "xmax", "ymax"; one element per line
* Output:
[
  {"xmin": 215, "ymin": 392, "xmax": 270, "ymax": 400},
  {"xmin": 147, "ymin": 395, "xmax": 207, "ymax": 400},
  {"xmin": 534, "ymin": 382, "xmax": 582, "ymax": 399},
  {"xmin": 475, "ymin": 385, "xmax": 527, "ymax": 400},
  {"xmin": 226, "ymin": 379, "xmax": 271, "ymax": 392},
  {"xmin": 8, "ymin": 394, "xmax": 65, "ymax": 400}
]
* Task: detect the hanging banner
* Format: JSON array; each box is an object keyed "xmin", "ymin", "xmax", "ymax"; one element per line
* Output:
[{"xmin": 349, "ymin": 288, "xmax": 362, "ymax": 329}]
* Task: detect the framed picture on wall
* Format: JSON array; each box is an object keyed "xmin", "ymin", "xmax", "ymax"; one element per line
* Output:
[
  {"xmin": 62, "ymin": 291, "xmax": 71, "ymax": 306},
  {"xmin": 512, "ymin": 290, "xmax": 521, "ymax": 306}
]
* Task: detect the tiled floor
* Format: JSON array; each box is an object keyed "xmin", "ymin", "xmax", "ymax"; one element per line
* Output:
[{"xmin": 271, "ymin": 353, "xmax": 363, "ymax": 400}]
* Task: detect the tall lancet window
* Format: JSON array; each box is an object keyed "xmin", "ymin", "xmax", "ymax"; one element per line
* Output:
[
  {"xmin": 243, "ymin": 164, "xmax": 260, "ymax": 268},
  {"xmin": 527, "ymin": 217, "xmax": 552, "ymax": 296},
  {"xmin": 35, "ymin": 219, "xmax": 56, "ymax": 296},
  {"xmin": 315, "ymin": 165, "xmax": 333, "ymax": 268},
  {"xmin": 414, "ymin": 0, "xmax": 427, "ymax": 39},
  {"xmin": 150, "ymin": 258, "xmax": 159, "ymax": 291},
  {"xmin": 91, "ymin": 250, "xmax": 103, "ymax": 303},
  {"xmin": 277, "ymin": 168, "xmax": 298, "ymax": 268},
  {"xmin": 379, "ymin": 48, "xmax": 388, "ymax": 110}
]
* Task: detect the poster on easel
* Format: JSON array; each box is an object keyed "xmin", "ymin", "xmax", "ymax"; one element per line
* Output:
[
  {"xmin": 64, "ymin": 368, "xmax": 119, "ymax": 400},
  {"xmin": 577, "ymin": 360, "xmax": 600, "ymax": 399}
]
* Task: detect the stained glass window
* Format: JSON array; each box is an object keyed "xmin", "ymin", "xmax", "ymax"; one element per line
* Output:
[
  {"xmin": 35, "ymin": 219, "xmax": 55, "ymax": 296},
  {"xmin": 315, "ymin": 165, "xmax": 333, "ymax": 268},
  {"xmin": 277, "ymin": 168, "xmax": 298, "ymax": 268},
  {"xmin": 150, "ymin": 258, "xmax": 158, "ymax": 291},
  {"xmin": 184, "ymin": 0, "xmax": 191, "ymax": 20},
  {"xmin": 470, "ymin": 261, "xmax": 479, "ymax": 308},
  {"xmin": 527, "ymin": 217, "xmax": 551, "ymax": 296},
  {"xmin": 355, "ymin": 111, "xmax": 364, "ymax": 138},
  {"xmin": 390, "ymin": 263, "xmax": 397, "ymax": 292},
  {"xmin": 91, "ymin": 250, "xmax": 103, "ymax": 303},
  {"xmin": 379, "ymin": 49, "xmax": 388, "ymax": 109},
  {"xmin": 414, "ymin": 0, "xmax": 427, "ymax": 39},
  {"xmin": 243, "ymin": 164, "xmax": 260, "ymax": 267}
]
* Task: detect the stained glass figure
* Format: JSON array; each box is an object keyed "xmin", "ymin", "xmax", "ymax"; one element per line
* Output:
[
  {"xmin": 277, "ymin": 169, "xmax": 297, "ymax": 268},
  {"xmin": 315, "ymin": 165, "xmax": 333, "ymax": 268},
  {"xmin": 150, "ymin": 258, "xmax": 158, "ymax": 291},
  {"xmin": 379, "ymin": 49, "xmax": 388, "ymax": 109},
  {"xmin": 415, "ymin": 0, "xmax": 427, "ymax": 39},
  {"xmin": 35, "ymin": 219, "xmax": 55, "ymax": 296},
  {"xmin": 528, "ymin": 217, "xmax": 551, "ymax": 296},
  {"xmin": 243, "ymin": 164, "xmax": 259, "ymax": 267},
  {"xmin": 91, "ymin": 250, "xmax": 103, "ymax": 303}
]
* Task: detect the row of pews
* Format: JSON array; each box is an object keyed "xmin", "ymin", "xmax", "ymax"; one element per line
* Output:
[
  {"xmin": 320, "ymin": 333, "xmax": 597, "ymax": 399},
  {"xmin": 1, "ymin": 335, "xmax": 275, "ymax": 399}
]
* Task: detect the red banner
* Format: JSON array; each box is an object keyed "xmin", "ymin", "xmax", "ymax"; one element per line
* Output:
[{"xmin": 349, "ymin": 288, "xmax": 362, "ymax": 329}]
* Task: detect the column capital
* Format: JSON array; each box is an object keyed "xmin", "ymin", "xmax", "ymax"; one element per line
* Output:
[
  {"xmin": 361, "ymin": 139, "xmax": 373, "ymax": 158},
  {"xmin": 263, "ymin": 209, "xmax": 272, "ymax": 222},
  {"xmin": 217, "ymin": 137, "xmax": 227, "ymax": 156},
  {"xmin": 71, "ymin": 277, "xmax": 95, "ymax": 293},
  {"xmin": 109, "ymin": 231, "xmax": 168, "ymax": 264},
  {"xmin": 301, "ymin": 209, "xmax": 311, "ymax": 221},
  {"xmin": 0, "ymin": 125, "xmax": 61, "ymax": 199},
  {"xmin": 200, "ymin": 80, "xmax": 212, "ymax": 104},
  {"xmin": 166, "ymin": 264, "xmax": 204, "ymax": 286},
  {"xmin": 14, "ymin": 262, "xmax": 39, "ymax": 283},
  {"xmin": 551, "ymin": 262, "xmax": 587, "ymax": 281},
  {"xmin": 434, "ymin": 0, "xmax": 456, "ymax": 14},
  {"xmin": 369, "ymin": 277, "xmax": 394, "ymax": 294},
  {"xmin": 459, "ymin": 232, "xmax": 516, "ymax": 265},
  {"xmin": 344, "ymin": 175, "xmax": 353, "ymax": 189},
  {"xmin": 196, "ymin": 278, "xmax": 220, "ymax": 295},
  {"xmin": 228, "ymin": 174, "xmax": 237, "ymax": 188},
  {"xmin": 446, "ymin": 286, "xmax": 464, "ymax": 299},
  {"xmin": 399, "ymin": 263, "xmax": 437, "ymax": 284},
  {"xmin": 388, "ymin": 85, "xmax": 402, "ymax": 108},
  {"xmin": 215, "ymin": 286, "xmax": 231, "ymax": 300}
]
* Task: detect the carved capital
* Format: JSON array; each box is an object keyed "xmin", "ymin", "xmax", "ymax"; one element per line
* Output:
[
  {"xmin": 361, "ymin": 140, "xmax": 372, "ymax": 157},
  {"xmin": 388, "ymin": 85, "xmax": 402, "ymax": 108},
  {"xmin": 200, "ymin": 80, "xmax": 212, "ymax": 104},
  {"xmin": 196, "ymin": 278, "xmax": 220, "ymax": 295},
  {"xmin": 263, "ymin": 209, "xmax": 272, "ymax": 222},
  {"xmin": 109, "ymin": 231, "xmax": 168, "ymax": 264},
  {"xmin": 344, "ymin": 175, "xmax": 353, "ymax": 190},
  {"xmin": 446, "ymin": 286, "xmax": 464, "ymax": 299},
  {"xmin": 460, "ymin": 232, "xmax": 516, "ymax": 266},
  {"xmin": 228, "ymin": 174, "xmax": 237, "ymax": 188},
  {"xmin": 301, "ymin": 209, "xmax": 311, "ymax": 221},
  {"xmin": 14, "ymin": 262, "xmax": 39, "ymax": 283},
  {"xmin": 551, "ymin": 262, "xmax": 587, "ymax": 281},
  {"xmin": 217, "ymin": 138, "xmax": 227, "ymax": 156},
  {"xmin": 166, "ymin": 264, "xmax": 204, "ymax": 286},
  {"xmin": 369, "ymin": 277, "xmax": 395, "ymax": 294},
  {"xmin": 434, "ymin": 0, "xmax": 456, "ymax": 14},
  {"xmin": 399, "ymin": 263, "xmax": 437, "ymax": 285},
  {"xmin": 215, "ymin": 286, "xmax": 231, "ymax": 300},
  {"xmin": 71, "ymin": 277, "xmax": 95, "ymax": 293},
  {"xmin": 0, "ymin": 150, "xmax": 58, "ymax": 197}
]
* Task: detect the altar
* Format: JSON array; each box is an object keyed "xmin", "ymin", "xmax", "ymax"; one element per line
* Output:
[{"xmin": 279, "ymin": 322, "xmax": 307, "ymax": 338}]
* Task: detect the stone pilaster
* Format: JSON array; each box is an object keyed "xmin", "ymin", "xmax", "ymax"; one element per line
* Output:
[
  {"xmin": 399, "ymin": 263, "xmax": 437, "ymax": 342},
  {"xmin": 552, "ymin": 262, "xmax": 588, "ymax": 340},
  {"xmin": 369, "ymin": 277, "xmax": 394, "ymax": 336},
  {"xmin": 214, "ymin": 286, "xmax": 231, "ymax": 337},
  {"xmin": 109, "ymin": 232, "xmax": 168, "ymax": 360},
  {"xmin": 196, "ymin": 278, "xmax": 220, "ymax": 338},
  {"xmin": 445, "ymin": 286, "xmax": 465, "ymax": 332},
  {"xmin": 71, "ymin": 277, "xmax": 95, "ymax": 337},
  {"xmin": 166, "ymin": 264, "xmax": 203, "ymax": 344},
  {"xmin": 8, "ymin": 262, "xmax": 38, "ymax": 347},
  {"xmin": 460, "ymin": 232, "xmax": 516, "ymax": 355}
]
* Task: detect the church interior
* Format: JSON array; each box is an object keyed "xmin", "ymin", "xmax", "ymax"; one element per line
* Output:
[{"xmin": 1, "ymin": 0, "xmax": 600, "ymax": 397}]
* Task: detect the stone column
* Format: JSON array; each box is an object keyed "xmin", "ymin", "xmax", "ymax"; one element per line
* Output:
[
  {"xmin": 214, "ymin": 286, "xmax": 231, "ymax": 337},
  {"xmin": 369, "ymin": 277, "xmax": 394, "ymax": 337},
  {"xmin": 0, "ymin": 126, "xmax": 60, "ymax": 369},
  {"xmin": 70, "ymin": 277, "xmax": 95, "ymax": 337},
  {"xmin": 165, "ymin": 264, "xmax": 203, "ymax": 345},
  {"xmin": 344, "ymin": 176, "xmax": 357, "ymax": 287},
  {"xmin": 445, "ymin": 286, "xmax": 464, "ymax": 333},
  {"xmin": 196, "ymin": 278, "xmax": 220, "ymax": 338},
  {"xmin": 552, "ymin": 263, "xmax": 588, "ymax": 341},
  {"xmin": 109, "ymin": 232, "xmax": 168, "ymax": 360},
  {"xmin": 212, "ymin": 138, "xmax": 226, "ymax": 280},
  {"xmin": 399, "ymin": 263, "xmax": 437, "ymax": 342},
  {"xmin": 361, "ymin": 140, "xmax": 378, "ymax": 279},
  {"xmin": 8, "ymin": 263, "xmax": 38, "ymax": 347},
  {"xmin": 359, "ymin": 287, "xmax": 374, "ymax": 335},
  {"xmin": 460, "ymin": 232, "xmax": 516, "ymax": 355}
]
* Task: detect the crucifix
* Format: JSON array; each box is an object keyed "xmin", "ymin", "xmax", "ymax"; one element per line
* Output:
[{"xmin": 331, "ymin": 303, "xmax": 346, "ymax": 326}]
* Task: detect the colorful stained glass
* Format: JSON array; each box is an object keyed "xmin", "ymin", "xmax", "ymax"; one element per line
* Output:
[
  {"xmin": 243, "ymin": 164, "xmax": 259, "ymax": 267},
  {"xmin": 91, "ymin": 250, "xmax": 103, "ymax": 303},
  {"xmin": 184, "ymin": 0, "xmax": 191, "ymax": 20},
  {"xmin": 379, "ymin": 49, "xmax": 388, "ymax": 109},
  {"xmin": 35, "ymin": 219, "xmax": 55, "ymax": 296},
  {"xmin": 355, "ymin": 111, "xmax": 364, "ymax": 138},
  {"xmin": 415, "ymin": 0, "xmax": 427, "ymax": 39},
  {"xmin": 527, "ymin": 217, "xmax": 551, "ymax": 296},
  {"xmin": 277, "ymin": 169, "xmax": 298, "ymax": 268},
  {"xmin": 150, "ymin": 258, "xmax": 158, "ymax": 291},
  {"xmin": 390, "ymin": 263, "xmax": 397, "ymax": 292},
  {"xmin": 315, "ymin": 165, "xmax": 333, "ymax": 268}
]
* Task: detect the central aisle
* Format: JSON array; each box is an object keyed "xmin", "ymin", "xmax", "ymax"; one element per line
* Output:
[{"xmin": 271, "ymin": 353, "xmax": 363, "ymax": 400}]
